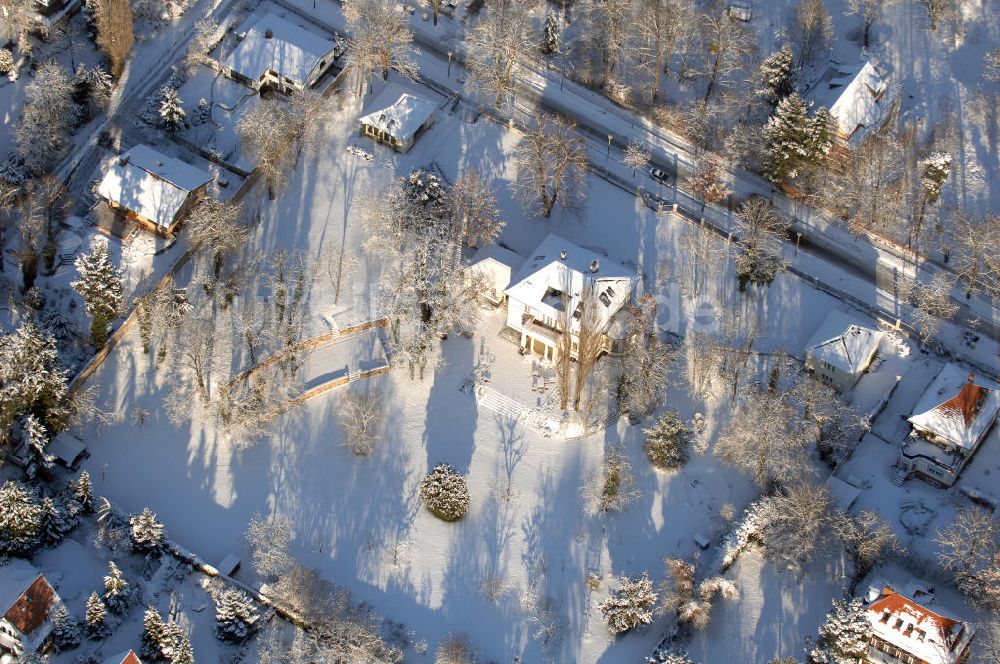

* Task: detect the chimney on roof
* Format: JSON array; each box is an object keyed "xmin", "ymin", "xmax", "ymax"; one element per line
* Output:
[
  {"xmin": 560, "ymin": 249, "xmax": 568, "ymax": 260},
  {"xmin": 118, "ymin": 156, "xmax": 128, "ymax": 166},
  {"xmin": 968, "ymin": 374, "xmax": 975, "ymax": 383},
  {"xmin": 264, "ymin": 28, "xmax": 274, "ymax": 38},
  {"xmin": 589, "ymin": 259, "xmax": 600, "ymax": 273}
]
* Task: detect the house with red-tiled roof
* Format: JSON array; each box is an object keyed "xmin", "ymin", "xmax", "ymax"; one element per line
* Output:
[
  {"xmin": 894, "ymin": 364, "xmax": 1000, "ymax": 487},
  {"xmin": 863, "ymin": 586, "xmax": 974, "ymax": 664},
  {"xmin": 0, "ymin": 560, "xmax": 63, "ymax": 657},
  {"xmin": 103, "ymin": 649, "xmax": 144, "ymax": 664}
]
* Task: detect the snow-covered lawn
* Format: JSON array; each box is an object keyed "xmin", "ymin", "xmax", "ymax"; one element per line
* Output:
[{"xmin": 73, "ymin": 72, "xmax": 986, "ymax": 662}]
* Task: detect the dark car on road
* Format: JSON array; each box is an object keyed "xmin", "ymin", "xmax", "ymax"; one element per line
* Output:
[{"xmin": 649, "ymin": 166, "xmax": 670, "ymax": 185}]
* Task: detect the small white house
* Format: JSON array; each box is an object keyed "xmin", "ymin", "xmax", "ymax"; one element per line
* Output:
[
  {"xmin": 804, "ymin": 310, "xmax": 883, "ymax": 391},
  {"xmin": 467, "ymin": 244, "xmax": 524, "ymax": 306},
  {"xmin": 863, "ymin": 585, "xmax": 974, "ymax": 664},
  {"xmin": 503, "ymin": 234, "xmax": 635, "ymax": 362},
  {"xmin": 359, "ymin": 93, "xmax": 437, "ymax": 152},
  {"xmin": 0, "ymin": 561, "xmax": 62, "ymax": 657},
  {"xmin": 895, "ymin": 365, "xmax": 999, "ymax": 488},
  {"xmin": 96, "ymin": 144, "xmax": 213, "ymax": 235},
  {"xmin": 807, "ymin": 59, "xmax": 895, "ymax": 146},
  {"xmin": 221, "ymin": 12, "xmax": 340, "ymax": 92}
]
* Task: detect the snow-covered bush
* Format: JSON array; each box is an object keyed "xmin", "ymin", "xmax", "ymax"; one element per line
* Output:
[
  {"xmin": 598, "ymin": 573, "xmax": 657, "ymax": 635},
  {"xmin": 0, "ymin": 48, "xmax": 13, "ymax": 75},
  {"xmin": 647, "ymin": 645, "xmax": 697, "ymax": 663},
  {"xmin": 50, "ymin": 605, "xmax": 82, "ymax": 651},
  {"xmin": 596, "ymin": 448, "xmax": 639, "ymax": 513},
  {"xmin": 644, "ymin": 412, "xmax": 692, "ymax": 470},
  {"xmin": 215, "ymin": 587, "xmax": 260, "ymax": 642},
  {"xmin": 129, "ymin": 507, "xmax": 165, "ymax": 554},
  {"xmin": 809, "ymin": 597, "xmax": 870, "ymax": 663},
  {"xmin": 245, "ymin": 513, "xmax": 293, "ymax": 580},
  {"xmin": 420, "ymin": 464, "xmax": 471, "ymax": 522},
  {"xmin": 0, "ymin": 480, "xmax": 43, "ymax": 555},
  {"xmin": 85, "ymin": 591, "xmax": 109, "ymax": 639},
  {"xmin": 435, "ymin": 633, "xmax": 475, "ymax": 664},
  {"xmin": 716, "ymin": 498, "xmax": 770, "ymax": 572},
  {"xmin": 985, "ymin": 48, "xmax": 1000, "ymax": 82}
]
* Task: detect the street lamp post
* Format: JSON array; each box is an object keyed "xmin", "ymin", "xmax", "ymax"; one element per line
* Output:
[
  {"xmin": 795, "ymin": 231, "xmax": 802, "ymax": 255},
  {"xmin": 447, "ymin": 51, "xmax": 453, "ymax": 78},
  {"xmin": 607, "ymin": 134, "xmax": 613, "ymax": 160}
]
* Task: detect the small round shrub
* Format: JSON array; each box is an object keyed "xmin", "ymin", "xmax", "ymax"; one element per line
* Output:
[
  {"xmin": 420, "ymin": 464, "xmax": 470, "ymax": 522},
  {"xmin": 643, "ymin": 412, "xmax": 692, "ymax": 470},
  {"xmin": 0, "ymin": 49, "xmax": 14, "ymax": 75}
]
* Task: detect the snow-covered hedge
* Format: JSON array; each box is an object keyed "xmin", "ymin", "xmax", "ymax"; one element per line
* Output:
[
  {"xmin": 716, "ymin": 497, "xmax": 770, "ymax": 572},
  {"xmin": 420, "ymin": 464, "xmax": 471, "ymax": 522}
]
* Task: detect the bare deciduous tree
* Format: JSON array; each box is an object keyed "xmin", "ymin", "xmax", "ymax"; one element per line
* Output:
[
  {"xmin": 15, "ymin": 62, "xmax": 76, "ymax": 176},
  {"xmin": 512, "ymin": 114, "xmax": 588, "ymax": 218},
  {"xmin": 338, "ymin": 387, "xmax": 385, "ymax": 455},
  {"xmin": 623, "ymin": 140, "xmax": 651, "ymax": 177},
  {"xmin": 759, "ymin": 482, "xmax": 830, "ymax": 568},
  {"xmin": 634, "ymin": 0, "xmax": 693, "ymax": 102},
  {"xmin": 245, "ymin": 513, "xmax": 293, "ymax": 580},
  {"xmin": 791, "ymin": 0, "xmax": 832, "ymax": 67},
  {"xmin": 578, "ymin": 0, "xmax": 633, "ymax": 86},
  {"xmin": 465, "ymin": 0, "xmax": 531, "ymax": 109},
  {"xmin": 953, "ymin": 211, "xmax": 1000, "ymax": 298},
  {"xmin": 846, "ymin": 0, "xmax": 898, "ymax": 48},
  {"xmin": 184, "ymin": 18, "xmax": 219, "ymax": 74},
  {"xmin": 237, "ymin": 99, "xmax": 297, "ymax": 200},
  {"xmin": 95, "ymin": 0, "xmax": 134, "ymax": 78},
  {"xmin": 619, "ymin": 294, "xmax": 671, "ymax": 419},
  {"xmin": 833, "ymin": 509, "xmax": 899, "ymax": 586},
  {"xmin": 920, "ymin": 0, "xmax": 954, "ymax": 30},
  {"xmin": 733, "ymin": 197, "xmax": 789, "ymax": 291},
  {"xmin": 0, "ymin": 0, "xmax": 34, "ymax": 52},
  {"xmin": 716, "ymin": 387, "xmax": 810, "ymax": 489},
  {"xmin": 187, "ymin": 199, "xmax": 247, "ymax": 278},
  {"xmin": 344, "ymin": 0, "xmax": 417, "ymax": 91},
  {"xmin": 587, "ymin": 446, "xmax": 639, "ymax": 513},
  {"xmin": 900, "ymin": 272, "xmax": 958, "ymax": 343},
  {"xmin": 687, "ymin": 155, "xmax": 730, "ymax": 210},
  {"xmin": 934, "ymin": 505, "xmax": 1000, "ymax": 611},
  {"xmin": 448, "ymin": 170, "xmax": 504, "ymax": 248},
  {"xmin": 699, "ymin": 7, "xmax": 753, "ymax": 103}
]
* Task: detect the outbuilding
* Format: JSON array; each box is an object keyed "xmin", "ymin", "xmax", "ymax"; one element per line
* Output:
[{"xmin": 359, "ymin": 93, "xmax": 438, "ymax": 152}]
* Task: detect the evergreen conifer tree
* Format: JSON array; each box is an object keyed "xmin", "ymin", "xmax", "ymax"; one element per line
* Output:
[
  {"xmin": 810, "ymin": 597, "xmax": 871, "ymax": 663},
  {"xmin": 171, "ymin": 633, "xmax": 194, "ymax": 664},
  {"xmin": 72, "ymin": 237, "xmax": 124, "ymax": 348},
  {"xmin": 215, "ymin": 587, "xmax": 260, "ymax": 642},
  {"xmin": 757, "ymin": 45, "xmax": 796, "ymax": 106},
  {"xmin": 0, "ymin": 480, "xmax": 42, "ymax": 555},
  {"xmin": 21, "ymin": 414, "xmax": 53, "ymax": 481},
  {"xmin": 85, "ymin": 591, "xmax": 108, "ymax": 639},
  {"xmin": 141, "ymin": 606, "xmax": 166, "ymax": 660},
  {"xmin": 763, "ymin": 92, "xmax": 811, "ymax": 183},
  {"xmin": 74, "ymin": 470, "xmax": 94, "ymax": 512},
  {"xmin": 103, "ymin": 560, "xmax": 131, "ymax": 614},
  {"xmin": 40, "ymin": 495, "xmax": 75, "ymax": 546},
  {"xmin": 643, "ymin": 412, "xmax": 692, "ymax": 470},
  {"xmin": 159, "ymin": 87, "xmax": 186, "ymax": 130},
  {"xmin": 541, "ymin": 13, "xmax": 560, "ymax": 55},
  {"xmin": 129, "ymin": 507, "xmax": 165, "ymax": 554},
  {"xmin": 50, "ymin": 605, "xmax": 82, "ymax": 651},
  {"xmin": 805, "ymin": 106, "xmax": 834, "ymax": 168},
  {"xmin": 0, "ymin": 323, "xmax": 71, "ymax": 440}
]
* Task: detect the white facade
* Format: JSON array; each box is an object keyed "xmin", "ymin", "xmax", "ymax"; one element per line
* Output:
[
  {"xmin": 466, "ymin": 245, "xmax": 523, "ymax": 305},
  {"xmin": 221, "ymin": 12, "xmax": 339, "ymax": 91},
  {"xmin": 502, "ymin": 234, "xmax": 635, "ymax": 362},
  {"xmin": 806, "ymin": 59, "xmax": 895, "ymax": 145},
  {"xmin": 804, "ymin": 310, "xmax": 883, "ymax": 391},
  {"xmin": 896, "ymin": 364, "xmax": 1000, "ymax": 488}
]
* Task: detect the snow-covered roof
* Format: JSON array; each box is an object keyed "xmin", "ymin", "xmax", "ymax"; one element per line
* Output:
[
  {"xmin": 222, "ymin": 12, "xmax": 337, "ymax": 85},
  {"xmin": 907, "ymin": 363, "xmax": 1000, "ymax": 451},
  {"xmin": 865, "ymin": 587, "xmax": 974, "ymax": 664},
  {"xmin": 97, "ymin": 145, "xmax": 212, "ymax": 230},
  {"xmin": 824, "ymin": 475, "xmax": 861, "ymax": 511},
  {"xmin": 805, "ymin": 309, "xmax": 883, "ymax": 375},
  {"xmin": 504, "ymin": 234, "xmax": 634, "ymax": 332},
  {"xmin": 0, "ymin": 560, "xmax": 56, "ymax": 636},
  {"xmin": 469, "ymin": 244, "xmax": 523, "ymax": 273},
  {"xmin": 48, "ymin": 432, "xmax": 87, "ymax": 466},
  {"xmin": 359, "ymin": 93, "xmax": 438, "ymax": 141},
  {"xmin": 103, "ymin": 651, "xmax": 143, "ymax": 664},
  {"xmin": 825, "ymin": 60, "xmax": 893, "ymax": 143}
]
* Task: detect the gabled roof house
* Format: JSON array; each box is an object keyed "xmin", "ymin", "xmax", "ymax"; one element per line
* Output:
[
  {"xmin": 221, "ymin": 12, "xmax": 340, "ymax": 92},
  {"xmin": 97, "ymin": 144, "xmax": 213, "ymax": 236},
  {"xmin": 864, "ymin": 585, "xmax": 974, "ymax": 664},
  {"xmin": 804, "ymin": 310, "xmax": 883, "ymax": 391},
  {"xmin": 359, "ymin": 92, "xmax": 438, "ymax": 152},
  {"xmin": 896, "ymin": 363, "xmax": 1000, "ymax": 487},
  {"xmin": 103, "ymin": 650, "xmax": 144, "ymax": 664},
  {"xmin": 0, "ymin": 561, "xmax": 63, "ymax": 657},
  {"xmin": 807, "ymin": 59, "xmax": 895, "ymax": 146},
  {"xmin": 503, "ymin": 234, "xmax": 635, "ymax": 362}
]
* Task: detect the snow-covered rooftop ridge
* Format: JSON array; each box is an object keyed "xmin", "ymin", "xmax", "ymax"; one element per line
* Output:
[
  {"xmin": 0, "ymin": 559, "xmax": 43, "ymax": 617},
  {"xmin": 504, "ymin": 234, "xmax": 634, "ymax": 329},
  {"xmin": 805, "ymin": 309, "xmax": 883, "ymax": 374},
  {"xmin": 907, "ymin": 363, "xmax": 1000, "ymax": 451},
  {"xmin": 469, "ymin": 244, "xmax": 524, "ymax": 271},
  {"xmin": 222, "ymin": 11, "xmax": 336, "ymax": 84},
  {"xmin": 813, "ymin": 59, "xmax": 893, "ymax": 143},
  {"xmin": 864, "ymin": 586, "xmax": 973, "ymax": 664},
  {"xmin": 359, "ymin": 92, "xmax": 438, "ymax": 140},
  {"xmin": 97, "ymin": 145, "xmax": 212, "ymax": 230}
]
